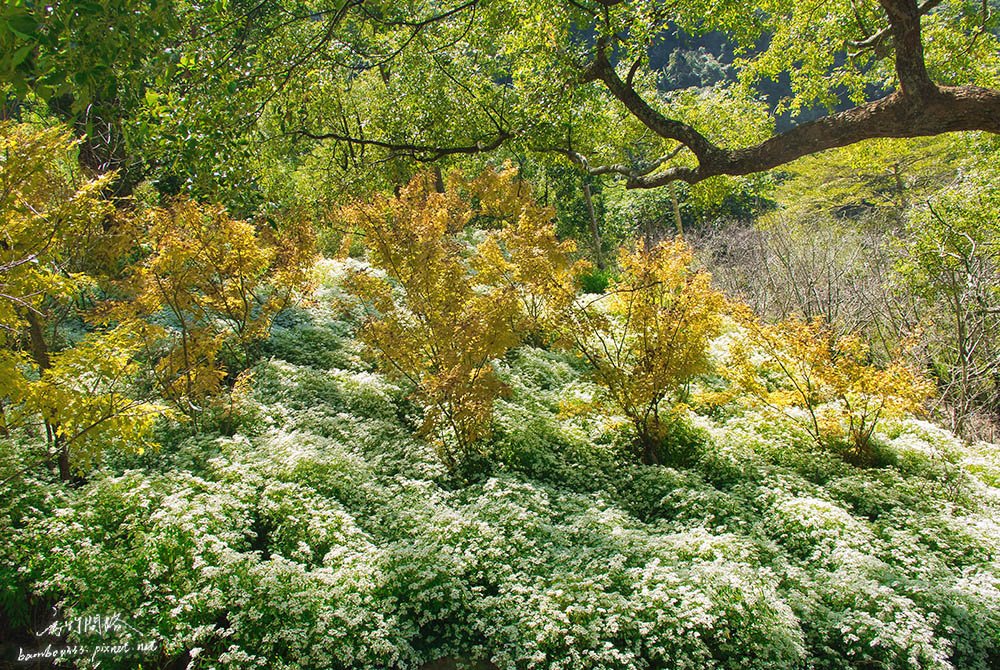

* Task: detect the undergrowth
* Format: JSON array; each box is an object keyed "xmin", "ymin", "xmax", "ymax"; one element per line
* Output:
[{"xmin": 1, "ymin": 260, "xmax": 997, "ymax": 669}]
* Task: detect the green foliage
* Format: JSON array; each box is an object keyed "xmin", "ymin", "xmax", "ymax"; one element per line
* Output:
[
  {"xmin": 0, "ymin": 0, "xmax": 176, "ymax": 110},
  {"xmin": 577, "ymin": 266, "xmax": 614, "ymax": 294},
  {"xmin": 774, "ymin": 136, "xmax": 965, "ymax": 221},
  {"xmin": 895, "ymin": 167, "xmax": 1000, "ymax": 432}
]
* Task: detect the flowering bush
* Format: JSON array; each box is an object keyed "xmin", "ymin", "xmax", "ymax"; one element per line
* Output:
[{"xmin": 2, "ymin": 258, "xmax": 997, "ymax": 670}]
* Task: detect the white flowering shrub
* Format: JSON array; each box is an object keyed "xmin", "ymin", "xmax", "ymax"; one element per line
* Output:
[
  {"xmin": 3, "ymin": 260, "xmax": 998, "ymax": 669},
  {"xmin": 0, "ymin": 441, "xmax": 68, "ymax": 636},
  {"xmin": 766, "ymin": 494, "xmax": 876, "ymax": 562},
  {"xmin": 786, "ymin": 570, "xmax": 954, "ymax": 670}
]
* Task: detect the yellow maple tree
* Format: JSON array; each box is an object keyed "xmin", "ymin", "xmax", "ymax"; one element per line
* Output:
[
  {"xmin": 118, "ymin": 199, "xmax": 316, "ymax": 422},
  {"xmin": 341, "ymin": 169, "xmax": 582, "ymax": 473},
  {"xmin": 728, "ymin": 315, "xmax": 932, "ymax": 465},
  {"xmin": 565, "ymin": 239, "xmax": 727, "ymax": 465},
  {"xmin": 0, "ymin": 123, "xmax": 167, "ymax": 480}
]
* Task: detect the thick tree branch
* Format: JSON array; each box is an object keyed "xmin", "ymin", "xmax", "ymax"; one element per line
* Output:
[
  {"xmin": 630, "ymin": 86, "xmax": 1000, "ymax": 188},
  {"xmin": 581, "ymin": 0, "xmax": 1000, "ymax": 188},
  {"xmin": 879, "ymin": 0, "xmax": 937, "ymax": 97},
  {"xmin": 850, "ymin": 0, "xmax": 943, "ymax": 56},
  {"xmin": 584, "ymin": 46, "xmax": 719, "ymax": 163}
]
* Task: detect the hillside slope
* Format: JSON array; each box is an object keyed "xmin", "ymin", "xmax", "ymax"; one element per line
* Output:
[{"xmin": 2, "ymin": 260, "xmax": 999, "ymax": 670}]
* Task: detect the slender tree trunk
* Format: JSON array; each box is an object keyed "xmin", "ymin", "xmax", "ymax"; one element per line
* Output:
[
  {"xmin": 669, "ymin": 181, "xmax": 683, "ymax": 238},
  {"xmin": 637, "ymin": 417, "xmax": 660, "ymax": 466},
  {"xmin": 56, "ymin": 433, "xmax": 70, "ymax": 482},
  {"xmin": 952, "ymin": 284, "xmax": 970, "ymax": 436},
  {"xmin": 582, "ymin": 179, "xmax": 604, "ymax": 269},
  {"xmin": 25, "ymin": 310, "xmax": 50, "ymax": 372},
  {"xmin": 25, "ymin": 310, "xmax": 70, "ymax": 481}
]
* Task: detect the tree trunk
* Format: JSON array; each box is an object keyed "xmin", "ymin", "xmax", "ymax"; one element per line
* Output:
[
  {"xmin": 637, "ymin": 419, "xmax": 660, "ymax": 466},
  {"xmin": 433, "ymin": 165, "xmax": 446, "ymax": 194},
  {"xmin": 641, "ymin": 436, "xmax": 660, "ymax": 466},
  {"xmin": 582, "ymin": 179, "xmax": 605, "ymax": 269},
  {"xmin": 669, "ymin": 181, "xmax": 683, "ymax": 238},
  {"xmin": 25, "ymin": 309, "xmax": 70, "ymax": 481},
  {"xmin": 25, "ymin": 310, "xmax": 50, "ymax": 372},
  {"xmin": 47, "ymin": 94, "xmax": 141, "ymax": 199},
  {"xmin": 56, "ymin": 434, "xmax": 70, "ymax": 482}
]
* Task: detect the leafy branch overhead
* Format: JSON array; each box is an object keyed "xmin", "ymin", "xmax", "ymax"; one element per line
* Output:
[
  {"xmin": 570, "ymin": 0, "xmax": 1000, "ymax": 187},
  {"xmin": 154, "ymin": 0, "xmax": 999, "ymax": 187},
  {"xmin": 4, "ymin": 1, "xmax": 997, "ymax": 192}
]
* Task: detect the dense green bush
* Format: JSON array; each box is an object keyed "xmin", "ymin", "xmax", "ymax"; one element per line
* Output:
[{"xmin": 576, "ymin": 266, "xmax": 615, "ymax": 294}]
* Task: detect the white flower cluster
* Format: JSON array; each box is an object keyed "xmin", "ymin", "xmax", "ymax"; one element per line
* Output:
[{"xmin": 3, "ymin": 263, "xmax": 998, "ymax": 669}]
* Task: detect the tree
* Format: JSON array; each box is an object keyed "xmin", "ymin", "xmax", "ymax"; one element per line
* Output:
[
  {"xmin": 728, "ymin": 314, "xmax": 932, "ymax": 465},
  {"xmin": 9, "ymin": 2, "xmax": 993, "ymax": 212},
  {"xmin": 896, "ymin": 167, "xmax": 1000, "ymax": 437},
  {"xmin": 0, "ymin": 0, "xmax": 180, "ymax": 193},
  {"xmin": 162, "ymin": 0, "xmax": 1000, "ymax": 197},
  {"xmin": 341, "ymin": 169, "xmax": 581, "ymax": 473},
  {"xmin": 115, "ymin": 199, "xmax": 316, "ymax": 424},
  {"xmin": 0, "ymin": 123, "xmax": 167, "ymax": 480},
  {"xmin": 565, "ymin": 239, "xmax": 727, "ymax": 465},
  {"xmin": 575, "ymin": 0, "xmax": 1000, "ymax": 187}
]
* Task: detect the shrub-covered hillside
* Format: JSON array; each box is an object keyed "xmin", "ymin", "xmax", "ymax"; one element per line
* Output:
[
  {"xmin": 2, "ymin": 257, "xmax": 998, "ymax": 670},
  {"xmin": 3, "ymin": 0, "xmax": 1000, "ymax": 665}
]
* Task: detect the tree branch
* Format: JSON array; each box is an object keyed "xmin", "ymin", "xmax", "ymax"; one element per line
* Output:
[
  {"xmin": 546, "ymin": 144, "xmax": 685, "ymax": 179},
  {"xmin": 294, "ymin": 128, "xmax": 512, "ymax": 161},
  {"xmin": 584, "ymin": 45, "xmax": 719, "ymax": 163},
  {"xmin": 580, "ymin": 0, "xmax": 1000, "ymax": 188},
  {"xmin": 849, "ymin": 0, "xmax": 943, "ymax": 56},
  {"xmin": 629, "ymin": 86, "xmax": 1000, "ymax": 188},
  {"xmin": 878, "ymin": 0, "xmax": 938, "ymax": 97}
]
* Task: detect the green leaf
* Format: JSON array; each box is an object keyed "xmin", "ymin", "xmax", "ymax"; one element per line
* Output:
[
  {"xmin": 9, "ymin": 43, "xmax": 31, "ymax": 67},
  {"xmin": 5, "ymin": 13, "xmax": 38, "ymax": 40}
]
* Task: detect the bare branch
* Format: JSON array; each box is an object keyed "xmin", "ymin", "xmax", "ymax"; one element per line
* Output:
[
  {"xmin": 294, "ymin": 128, "xmax": 512, "ymax": 161},
  {"xmin": 546, "ymin": 144, "xmax": 685, "ymax": 179},
  {"xmin": 625, "ymin": 56, "xmax": 643, "ymax": 89}
]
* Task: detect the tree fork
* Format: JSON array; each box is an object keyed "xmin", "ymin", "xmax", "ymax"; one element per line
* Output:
[{"xmin": 583, "ymin": 0, "xmax": 1000, "ymax": 188}]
